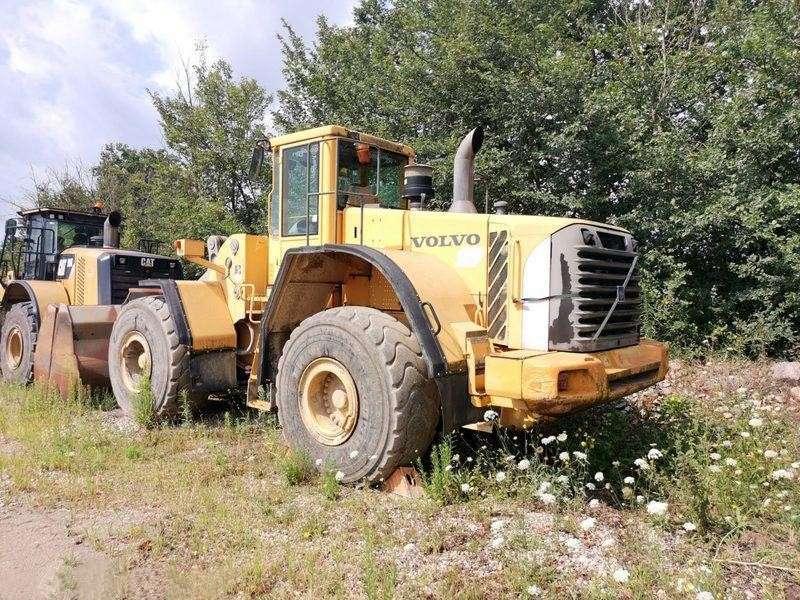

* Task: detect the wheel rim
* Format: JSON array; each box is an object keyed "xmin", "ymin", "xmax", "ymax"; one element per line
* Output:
[
  {"xmin": 119, "ymin": 332, "xmax": 152, "ymax": 394},
  {"xmin": 5, "ymin": 327, "xmax": 23, "ymax": 370},
  {"xmin": 298, "ymin": 357, "xmax": 359, "ymax": 446}
]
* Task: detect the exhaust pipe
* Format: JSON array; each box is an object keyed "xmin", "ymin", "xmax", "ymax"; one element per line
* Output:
[
  {"xmin": 449, "ymin": 126, "xmax": 484, "ymax": 213},
  {"xmin": 103, "ymin": 211, "xmax": 122, "ymax": 249}
]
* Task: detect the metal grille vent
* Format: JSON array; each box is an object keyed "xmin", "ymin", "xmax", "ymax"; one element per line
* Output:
[
  {"xmin": 75, "ymin": 257, "xmax": 86, "ymax": 304},
  {"xmin": 487, "ymin": 230, "xmax": 508, "ymax": 340},
  {"xmin": 572, "ymin": 245, "xmax": 640, "ymax": 345}
]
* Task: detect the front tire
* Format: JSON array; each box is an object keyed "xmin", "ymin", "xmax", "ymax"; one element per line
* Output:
[
  {"xmin": 108, "ymin": 296, "xmax": 204, "ymax": 419},
  {"xmin": 276, "ymin": 306, "xmax": 440, "ymax": 483},
  {"xmin": 0, "ymin": 302, "xmax": 38, "ymax": 384}
]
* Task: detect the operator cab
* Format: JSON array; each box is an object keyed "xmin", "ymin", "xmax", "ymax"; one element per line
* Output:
[
  {"xmin": 252, "ymin": 126, "xmax": 415, "ymax": 242},
  {"xmin": 1, "ymin": 208, "xmax": 106, "ymax": 282}
]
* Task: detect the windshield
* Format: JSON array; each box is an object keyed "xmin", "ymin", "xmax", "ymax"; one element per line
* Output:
[{"xmin": 337, "ymin": 140, "xmax": 408, "ymax": 209}]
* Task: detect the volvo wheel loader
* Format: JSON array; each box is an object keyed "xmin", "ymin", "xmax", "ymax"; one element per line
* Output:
[
  {"xmin": 97, "ymin": 125, "xmax": 668, "ymax": 483},
  {"xmin": 0, "ymin": 206, "xmax": 182, "ymax": 395}
]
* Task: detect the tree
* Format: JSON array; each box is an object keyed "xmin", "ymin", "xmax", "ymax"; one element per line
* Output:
[
  {"xmin": 150, "ymin": 54, "xmax": 272, "ymax": 233},
  {"xmin": 275, "ymin": 0, "xmax": 800, "ymax": 357}
]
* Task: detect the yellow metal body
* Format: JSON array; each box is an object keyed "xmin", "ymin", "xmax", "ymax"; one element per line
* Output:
[{"xmin": 172, "ymin": 125, "xmax": 668, "ymax": 427}]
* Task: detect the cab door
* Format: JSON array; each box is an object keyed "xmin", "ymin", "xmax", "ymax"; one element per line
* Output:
[{"xmin": 267, "ymin": 138, "xmax": 338, "ymax": 286}]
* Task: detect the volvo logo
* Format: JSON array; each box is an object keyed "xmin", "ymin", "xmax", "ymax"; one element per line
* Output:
[{"xmin": 411, "ymin": 234, "xmax": 481, "ymax": 248}]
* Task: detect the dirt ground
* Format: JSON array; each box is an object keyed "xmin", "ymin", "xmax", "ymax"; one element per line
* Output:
[{"xmin": 1, "ymin": 361, "xmax": 799, "ymax": 599}]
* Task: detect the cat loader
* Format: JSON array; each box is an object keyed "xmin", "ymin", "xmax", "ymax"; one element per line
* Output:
[
  {"xmin": 0, "ymin": 207, "xmax": 182, "ymax": 396},
  {"xmin": 99, "ymin": 125, "xmax": 668, "ymax": 483}
]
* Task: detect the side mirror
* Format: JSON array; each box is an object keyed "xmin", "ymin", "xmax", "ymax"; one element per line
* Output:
[
  {"xmin": 4, "ymin": 218, "xmax": 17, "ymax": 237},
  {"xmin": 249, "ymin": 139, "xmax": 271, "ymax": 181}
]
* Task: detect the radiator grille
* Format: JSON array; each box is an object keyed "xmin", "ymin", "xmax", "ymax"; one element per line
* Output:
[
  {"xmin": 573, "ymin": 246, "xmax": 640, "ymax": 341},
  {"xmin": 110, "ymin": 255, "xmax": 182, "ymax": 304},
  {"xmin": 549, "ymin": 226, "xmax": 641, "ymax": 352},
  {"xmin": 487, "ymin": 230, "xmax": 508, "ymax": 340}
]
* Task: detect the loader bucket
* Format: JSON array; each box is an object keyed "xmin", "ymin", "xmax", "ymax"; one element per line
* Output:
[{"xmin": 33, "ymin": 303, "xmax": 119, "ymax": 398}]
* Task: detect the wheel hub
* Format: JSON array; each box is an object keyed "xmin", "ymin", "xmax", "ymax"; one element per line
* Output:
[
  {"xmin": 119, "ymin": 332, "xmax": 152, "ymax": 393},
  {"xmin": 5, "ymin": 327, "xmax": 23, "ymax": 369},
  {"xmin": 298, "ymin": 357, "xmax": 359, "ymax": 446}
]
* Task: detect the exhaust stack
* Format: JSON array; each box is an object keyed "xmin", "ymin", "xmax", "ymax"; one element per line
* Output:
[
  {"xmin": 449, "ymin": 126, "xmax": 484, "ymax": 213},
  {"xmin": 103, "ymin": 211, "xmax": 122, "ymax": 249}
]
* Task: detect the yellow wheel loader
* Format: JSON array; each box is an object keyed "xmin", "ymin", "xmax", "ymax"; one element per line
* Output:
[
  {"xmin": 0, "ymin": 207, "xmax": 182, "ymax": 395},
  {"xmin": 101, "ymin": 125, "xmax": 668, "ymax": 483}
]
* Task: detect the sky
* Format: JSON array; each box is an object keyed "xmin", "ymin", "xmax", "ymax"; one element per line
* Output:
[{"xmin": 0, "ymin": 0, "xmax": 357, "ymax": 217}]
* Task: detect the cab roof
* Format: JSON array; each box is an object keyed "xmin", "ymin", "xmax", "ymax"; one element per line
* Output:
[
  {"xmin": 269, "ymin": 125, "xmax": 415, "ymax": 158},
  {"xmin": 17, "ymin": 207, "xmax": 106, "ymax": 222}
]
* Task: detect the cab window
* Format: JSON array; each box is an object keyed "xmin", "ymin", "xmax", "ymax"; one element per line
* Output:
[
  {"xmin": 337, "ymin": 141, "xmax": 407, "ymax": 209},
  {"xmin": 282, "ymin": 143, "xmax": 320, "ymax": 237}
]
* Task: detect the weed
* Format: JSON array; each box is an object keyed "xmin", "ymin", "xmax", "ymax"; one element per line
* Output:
[
  {"xmin": 132, "ymin": 374, "xmax": 155, "ymax": 429},
  {"xmin": 279, "ymin": 448, "xmax": 315, "ymax": 485},
  {"xmin": 320, "ymin": 464, "xmax": 341, "ymax": 500},
  {"xmin": 419, "ymin": 436, "xmax": 459, "ymax": 505}
]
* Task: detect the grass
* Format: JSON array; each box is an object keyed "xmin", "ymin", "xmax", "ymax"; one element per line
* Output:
[{"xmin": 0, "ymin": 360, "xmax": 798, "ymax": 598}]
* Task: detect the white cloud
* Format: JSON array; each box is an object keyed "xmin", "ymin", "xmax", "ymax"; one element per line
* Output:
[{"xmin": 0, "ymin": 0, "xmax": 357, "ymax": 215}]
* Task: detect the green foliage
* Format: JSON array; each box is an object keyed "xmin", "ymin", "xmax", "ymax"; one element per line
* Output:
[
  {"xmin": 132, "ymin": 374, "xmax": 156, "ymax": 430},
  {"xmin": 319, "ymin": 464, "xmax": 342, "ymax": 500},
  {"xmin": 419, "ymin": 436, "xmax": 460, "ymax": 505},
  {"xmin": 276, "ymin": 0, "xmax": 800, "ymax": 357},
  {"xmin": 279, "ymin": 448, "xmax": 315, "ymax": 485}
]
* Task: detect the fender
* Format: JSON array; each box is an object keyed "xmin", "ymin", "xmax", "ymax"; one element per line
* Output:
[
  {"xmin": 251, "ymin": 244, "xmax": 485, "ymax": 431},
  {"xmin": 0, "ymin": 280, "xmax": 70, "ymax": 321}
]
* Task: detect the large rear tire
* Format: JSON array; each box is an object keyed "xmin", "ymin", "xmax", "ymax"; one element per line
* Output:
[
  {"xmin": 276, "ymin": 306, "xmax": 440, "ymax": 483},
  {"xmin": 0, "ymin": 302, "xmax": 38, "ymax": 384},
  {"xmin": 108, "ymin": 296, "xmax": 205, "ymax": 419}
]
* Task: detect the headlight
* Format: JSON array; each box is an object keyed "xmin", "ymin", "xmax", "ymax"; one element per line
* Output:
[{"xmin": 521, "ymin": 238, "xmax": 551, "ymax": 351}]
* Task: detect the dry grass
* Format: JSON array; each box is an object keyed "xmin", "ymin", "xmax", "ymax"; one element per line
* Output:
[{"xmin": 0, "ymin": 360, "xmax": 798, "ymax": 599}]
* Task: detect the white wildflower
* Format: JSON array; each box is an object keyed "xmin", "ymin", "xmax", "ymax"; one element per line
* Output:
[
  {"xmin": 708, "ymin": 465, "xmax": 721, "ymax": 473},
  {"xmin": 557, "ymin": 432, "xmax": 568, "ymax": 442},
  {"xmin": 646, "ymin": 500, "xmax": 668, "ymax": 516},
  {"xmin": 636, "ymin": 495, "xmax": 644, "ymax": 504},
  {"xmin": 624, "ymin": 476, "xmax": 635, "ymax": 485},
  {"xmin": 612, "ymin": 460, "xmax": 620, "ymax": 467},
  {"xmin": 589, "ymin": 498, "xmax": 600, "ymax": 509},
  {"xmin": 722, "ymin": 440, "xmax": 732, "ymax": 448},
  {"xmin": 483, "ymin": 409, "xmax": 499, "ymax": 422},
  {"xmin": 696, "ymin": 591, "xmax": 714, "ymax": 600},
  {"xmin": 683, "ymin": 522, "xmax": 697, "ymax": 532},
  {"xmin": 315, "ymin": 458, "xmax": 323, "ymax": 466},
  {"xmin": 538, "ymin": 481, "xmax": 552, "ymax": 493},
  {"xmin": 739, "ymin": 431, "xmax": 751, "ymax": 438},
  {"xmin": 461, "ymin": 483, "xmax": 471, "ymax": 492},
  {"xmin": 541, "ymin": 435, "xmax": 556, "ymax": 445},
  {"xmin": 724, "ymin": 458, "xmax": 737, "ymax": 467},
  {"xmin": 451, "ymin": 454, "xmax": 460, "ymax": 462},
  {"xmin": 489, "ymin": 536, "xmax": 504, "ymax": 549},
  {"xmin": 710, "ymin": 452, "xmax": 721, "ymax": 461},
  {"xmin": 538, "ymin": 492, "xmax": 556, "ymax": 505},
  {"xmin": 566, "ymin": 537, "xmax": 581, "ymax": 550},
  {"xmin": 634, "ymin": 458, "xmax": 650, "ymax": 470},
  {"xmin": 771, "ymin": 469, "xmax": 793, "ymax": 480},
  {"xmin": 526, "ymin": 585, "xmax": 542, "ymax": 597},
  {"xmin": 490, "ymin": 519, "xmax": 506, "ymax": 532},
  {"xmin": 573, "ymin": 451, "xmax": 588, "ymax": 460},
  {"xmin": 495, "ymin": 471, "xmax": 507, "ymax": 483},
  {"xmin": 585, "ymin": 482, "xmax": 596, "ymax": 490},
  {"xmin": 647, "ymin": 448, "xmax": 663, "ymax": 460},
  {"xmin": 612, "ymin": 568, "xmax": 630, "ymax": 583},
  {"xmin": 517, "ymin": 459, "xmax": 531, "ymax": 471},
  {"xmin": 764, "ymin": 449, "xmax": 778, "ymax": 459},
  {"xmin": 334, "ymin": 470, "xmax": 345, "ymax": 482},
  {"xmin": 559, "ymin": 451, "xmax": 570, "ymax": 461},
  {"xmin": 556, "ymin": 475, "xmax": 570, "ymax": 484},
  {"xmin": 748, "ymin": 417, "xmax": 764, "ymax": 428},
  {"xmin": 579, "ymin": 517, "xmax": 596, "ymax": 531},
  {"xmin": 594, "ymin": 471, "xmax": 605, "ymax": 482}
]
